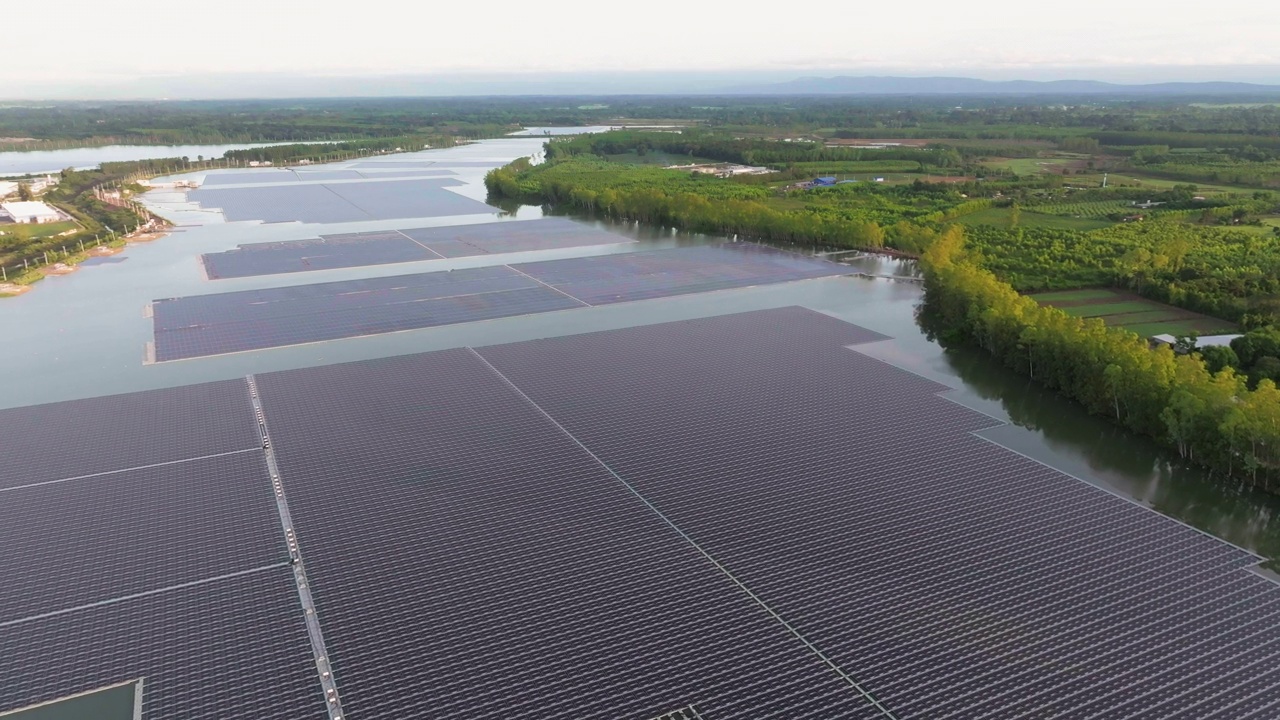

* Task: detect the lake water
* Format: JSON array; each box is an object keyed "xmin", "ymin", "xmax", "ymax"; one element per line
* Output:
[
  {"xmin": 0, "ymin": 142, "xmax": 330, "ymax": 177},
  {"xmin": 1, "ymin": 135, "xmax": 1276, "ymax": 567}
]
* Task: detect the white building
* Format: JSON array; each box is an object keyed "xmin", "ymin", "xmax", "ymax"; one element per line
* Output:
[
  {"xmin": 0, "ymin": 181, "xmax": 16, "ymax": 198},
  {"xmin": 1, "ymin": 201, "xmax": 62, "ymax": 224}
]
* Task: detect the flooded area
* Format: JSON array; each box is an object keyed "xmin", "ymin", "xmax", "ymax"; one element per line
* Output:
[{"xmin": 0, "ymin": 134, "xmax": 1276, "ymax": 567}]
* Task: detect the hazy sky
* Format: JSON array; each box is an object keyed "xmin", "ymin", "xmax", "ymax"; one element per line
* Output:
[{"xmin": 6, "ymin": 0, "xmax": 1280, "ymax": 90}]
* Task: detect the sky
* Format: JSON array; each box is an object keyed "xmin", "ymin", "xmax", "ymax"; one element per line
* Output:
[{"xmin": 5, "ymin": 0, "xmax": 1280, "ymax": 97}]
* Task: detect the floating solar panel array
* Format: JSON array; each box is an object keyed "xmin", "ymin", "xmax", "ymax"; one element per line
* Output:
[
  {"xmin": 349, "ymin": 160, "xmax": 503, "ymax": 169},
  {"xmin": 201, "ymin": 169, "xmax": 297, "ymax": 185},
  {"xmin": 9, "ymin": 308, "xmax": 1280, "ymax": 719},
  {"xmin": 157, "ymin": 244, "xmax": 854, "ymax": 360},
  {"xmin": 252, "ymin": 348, "xmax": 890, "ymax": 719},
  {"xmin": 0, "ymin": 381, "xmax": 321, "ymax": 720},
  {"xmin": 150, "ymin": 266, "xmax": 585, "ymax": 361},
  {"xmin": 199, "ymin": 218, "xmax": 636, "ymax": 279},
  {"xmin": 397, "ymin": 217, "xmax": 635, "ymax": 258},
  {"xmin": 202, "ymin": 231, "xmax": 435, "ymax": 279},
  {"xmin": 188, "ymin": 177, "xmax": 495, "ymax": 223},
  {"xmin": 511, "ymin": 242, "xmax": 853, "ymax": 304},
  {"xmin": 475, "ymin": 307, "xmax": 1280, "ymax": 719},
  {"xmin": 202, "ymin": 169, "xmax": 457, "ymax": 185}
]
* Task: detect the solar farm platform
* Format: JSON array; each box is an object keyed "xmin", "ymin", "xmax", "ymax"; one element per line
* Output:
[
  {"xmin": 348, "ymin": 160, "xmax": 504, "ymax": 169},
  {"xmin": 199, "ymin": 218, "xmax": 638, "ymax": 279},
  {"xmin": 153, "ymin": 244, "xmax": 855, "ymax": 362},
  {"xmin": 187, "ymin": 177, "xmax": 496, "ymax": 223},
  {"xmin": 0, "ymin": 381, "xmax": 322, "ymax": 720},
  {"xmin": 201, "ymin": 169, "xmax": 457, "ymax": 186},
  {"xmin": 7, "ymin": 308, "xmax": 1280, "ymax": 719}
]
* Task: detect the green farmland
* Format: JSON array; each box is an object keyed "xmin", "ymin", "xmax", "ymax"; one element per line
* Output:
[{"xmin": 1031, "ymin": 288, "xmax": 1237, "ymax": 337}]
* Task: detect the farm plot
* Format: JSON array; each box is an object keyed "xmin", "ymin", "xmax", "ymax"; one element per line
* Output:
[
  {"xmin": 1028, "ymin": 200, "xmax": 1135, "ymax": 218},
  {"xmin": 955, "ymin": 207, "xmax": 1113, "ymax": 231},
  {"xmin": 1031, "ymin": 288, "xmax": 1237, "ymax": 337}
]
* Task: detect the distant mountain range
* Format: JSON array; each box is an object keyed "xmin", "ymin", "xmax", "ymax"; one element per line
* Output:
[{"xmin": 725, "ymin": 76, "xmax": 1280, "ymax": 96}]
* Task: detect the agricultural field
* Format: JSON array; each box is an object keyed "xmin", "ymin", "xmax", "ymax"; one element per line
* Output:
[
  {"xmin": 1027, "ymin": 200, "xmax": 1136, "ymax": 218},
  {"xmin": 955, "ymin": 207, "xmax": 1113, "ymax": 231},
  {"xmin": 1031, "ymin": 288, "xmax": 1237, "ymax": 337}
]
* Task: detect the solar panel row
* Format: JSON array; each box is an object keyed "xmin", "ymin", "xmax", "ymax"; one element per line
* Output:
[
  {"xmin": 473, "ymin": 307, "xmax": 1280, "ymax": 719},
  {"xmin": 156, "ymin": 244, "xmax": 856, "ymax": 360},
  {"xmin": 201, "ymin": 169, "xmax": 457, "ymax": 185},
  {"xmin": 0, "ymin": 379, "xmax": 262, "ymax": 488},
  {"xmin": 7, "ymin": 308, "xmax": 1280, "ymax": 718},
  {"xmin": 348, "ymin": 160, "xmax": 503, "ymax": 169},
  {"xmin": 252, "ymin": 346, "xmax": 889, "ymax": 719},
  {"xmin": 0, "ymin": 381, "xmax": 322, "ymax": 720},
  {"xmin": 199, "ymin": 218, "xmax": 635, "ymax": 279},
  {"xmin": 0, "ymin": 569, "xmax": 320, "ymax": 720},
  {"xmin": 0, "ymin": 451, "xmax": 285, "ymax": 624},
  {"xmin": 510, "ymin": 243, "xmax": 853, "ymax": 305},
  {"xmin": 187, "ymin": 178, "xmax": 496, "ymax": 223},
  {"xmin": 152, "ymin": 266, "xmax": 585, "ymax": 361}
]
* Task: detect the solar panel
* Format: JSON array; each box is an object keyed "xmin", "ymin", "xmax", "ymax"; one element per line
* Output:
[
  {"xmin": 0, "ymin": 379, "xmax": 260, "ymax": 488},
  {"xmin": 202, "ymin": 169, "xmax": 458, "ymax": 186},
  {"xmin": 201, "ymin": 231, "xmax": 436, "ymax": 279},
  {"xmin": 156, "ymin": 245, "xmax": 852, "ymax": 360},
  {"xmin": 201, "ymin": 170, "xmax": 298, "ymax": 186},
  {"xmin": 473, "ymin": 306, "xmax": 1280, "ymax": 718},
  {"xmin": 253, "ymin": 348, "xmax": 889, "ymax": 719},
  {"xmin": 0, "ymin": 569, "xmax": 321, "ymax": 720},
  {"xmin": 188, "ymin": 178, "xmax": 489, "ymax": 223},
  {"xmin": 0, "ymin": 451, "xmax": 284, "ymax": 624},
  {"xmin": 323, "ymin": 178, "xmax": 496, "ymax": 220},
  {"xmin": 198, "ymin": 219, "xmax": 635, "ymax": 279},
  {"xmin": 353, "ymin": 169, "xmax": 459, "ymax": 179},
  {"xmin": 399, "ymin": 217, "xmax": 636, "ymax": 257},
  {"xmin": 511, "ymin": 243, "xmax": 857, "ymax": 305},
  {"xmin": 348, "ymin": 161, "xmax": 441, "ymax": 169},
  {"xmin": 151, "ymin": 266, "xmax": 583, "ymax": 361},
  {"xmin": 189, "ymin": 184, "xmax": 370, "ymax": 223},
  {"xmin": 349, "ymin": 161, "xmax": 501, "ymax": 169},
  {"xmin": 7, "ymin": 307, "xmax": 1280, "ymax": 718}
]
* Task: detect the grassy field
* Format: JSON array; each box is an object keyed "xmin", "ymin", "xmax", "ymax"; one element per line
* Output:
[
  {"xmin": 1031, "ymin": 288, "xmax": 1237, "ymax": 337},
  {"xmin": 982, "ymin": 158, "xmax": 1065, "ymax": 174},
  {"xmin": 955, "ymin": 207, "xmax": 1113, "ymax": 231},
  {"xmin": 0, "ymin": 220, "xmax": 78, "ymax": 243},
  {"xmin": 1028, "ymin": 200, "xmax": 1135, "ymax": 218}
]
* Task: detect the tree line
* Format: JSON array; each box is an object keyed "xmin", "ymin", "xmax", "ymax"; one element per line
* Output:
[{"xmin": 920, "ymin": 230, "xmax": 1280, "ymax": 491}]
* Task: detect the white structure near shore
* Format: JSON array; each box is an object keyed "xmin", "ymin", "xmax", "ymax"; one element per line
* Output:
[{"xmin": 1, "ymin": 201, "xmax": 62, "ymax": 224}]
